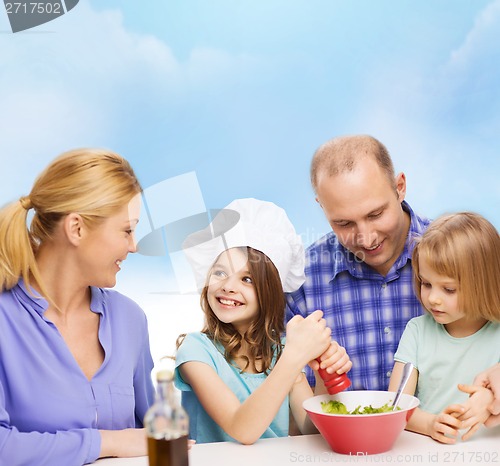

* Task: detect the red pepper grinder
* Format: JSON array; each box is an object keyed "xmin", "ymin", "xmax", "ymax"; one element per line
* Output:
[{"xmin": 316, "ymin": 358, "xmax": 351, "ymax": 394}]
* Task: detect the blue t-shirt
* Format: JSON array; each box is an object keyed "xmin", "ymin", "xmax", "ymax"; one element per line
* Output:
[
  {"xmin": 174, "ymin": 332, "xmax": 289, "ymax": 443},
  {"xmin": 394, "ymin": 314, "xmax": 500, "ymax": 414},
  {"xmin": 0, "ymin": 280, "xmax": 155, "ymax": 466}
]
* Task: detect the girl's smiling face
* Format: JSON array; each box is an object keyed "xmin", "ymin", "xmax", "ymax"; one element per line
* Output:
[{"xmin": 207, "ymin": 248, "xmax": 259, "ymax": 334}]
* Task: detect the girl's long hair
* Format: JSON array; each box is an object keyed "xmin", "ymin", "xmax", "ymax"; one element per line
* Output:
[
  {"xmin": 201, "ymin": 246, "xmax": 286, "ymax": 374},
  {"xmin": 412, "ymin": 212, "xmax": 500, "ymax": 322},
  {"xmin": 0, "ymin": 148, "xmax": 141, "ymax": 298}
]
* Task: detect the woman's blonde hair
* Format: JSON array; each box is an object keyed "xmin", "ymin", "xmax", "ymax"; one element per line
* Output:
[
  {"xmin": 0, "ymin": 148, "xmax": 142, "ymax": 296},
  {"xmin": 412, "ymin": 212, "xmax": 500, "ymax": 322}
]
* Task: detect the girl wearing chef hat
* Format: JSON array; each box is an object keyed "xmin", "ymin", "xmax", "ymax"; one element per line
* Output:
[{"xmin": 174, "ymin": 198, "xmax": 352, "ymax": 444}]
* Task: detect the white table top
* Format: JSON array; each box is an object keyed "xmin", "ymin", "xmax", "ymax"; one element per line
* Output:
[{"xmin": 95, "ymin": 426, "xmax": 500, "ymax": 466}]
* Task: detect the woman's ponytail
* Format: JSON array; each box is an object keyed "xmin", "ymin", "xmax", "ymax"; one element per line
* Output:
[{"xmin": 0, "ymin": 198, "xmax": 39, "ymax": 292}]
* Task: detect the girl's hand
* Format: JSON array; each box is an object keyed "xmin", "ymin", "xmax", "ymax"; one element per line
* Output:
[
  {"xmin": 309, "ymin": 341, "xmax": 352, "ymax": 375},
  {"xmin": 457, "ymin": 383, "xmax": 495, "ymax": 439},
  {"xmin": 428, "ymin": 405, "xmax": 463, "ymax": 444},
  {"xmin": 285, "ymin": 310, "xmax": 331, "ymax": 367}
]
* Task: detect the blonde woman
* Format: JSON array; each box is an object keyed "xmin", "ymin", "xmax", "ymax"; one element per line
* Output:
[
  {"xmin": 388, "ymin": 212, "xmax": 500, "ymax": 444},
  {"xmin": 0, "ymin": 149, "xmax": 154, "ymax": 465}
]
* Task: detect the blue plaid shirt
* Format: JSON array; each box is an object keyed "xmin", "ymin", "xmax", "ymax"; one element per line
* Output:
[{"xmin": 286, "ymin": 201, "xmax": 430, "ymax": 391}]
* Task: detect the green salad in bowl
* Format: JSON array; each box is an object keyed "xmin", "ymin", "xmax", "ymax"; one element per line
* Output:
[{"xmin": 321, "ymin": 399, "xmax": 400, "ymax": 415}]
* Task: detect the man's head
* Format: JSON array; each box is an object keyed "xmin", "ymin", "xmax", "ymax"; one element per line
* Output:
[
  {"xmin": 311, "ymin": 135, "xmax": 410, "ymax": 276},
  {"xmin": 311, "ymin": 135, "xmax": 395, "ymax": 192}
]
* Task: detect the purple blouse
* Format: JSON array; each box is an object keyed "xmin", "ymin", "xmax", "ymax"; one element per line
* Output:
[{"xmin": 0, "ymin": 281, "xmax": 155, "ymax": 465}]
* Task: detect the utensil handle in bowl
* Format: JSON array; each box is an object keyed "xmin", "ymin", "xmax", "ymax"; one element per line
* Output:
[{"xmin": 392, "ymin": 362, "xmax": 414, "ymax": 410}]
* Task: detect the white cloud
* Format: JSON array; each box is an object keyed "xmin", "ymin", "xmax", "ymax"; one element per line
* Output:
[
  {"xmin": 1, "ymin": 1, "xmax": 498, "ymax": 230},
  {"xmin": 348, "ymin": 1, "xmax": 500, "ymax": 226},
  {"xmin": 437, "ymin": 0, "xmax": 500, "ymax": 126},
  {"xmin": 448, "ymin": 0, "xmax": 500, "ymax": 70},
  {"xmin": 0, "ymin": 2, "xmax": 260, "ymax": 204}
]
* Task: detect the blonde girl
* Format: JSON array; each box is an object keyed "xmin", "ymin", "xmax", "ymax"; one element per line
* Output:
[{"xmin": 389, "ymin": 212, "xmax": 500, "ymax": 444}]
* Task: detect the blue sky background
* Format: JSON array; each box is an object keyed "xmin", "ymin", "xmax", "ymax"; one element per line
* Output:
[{"xmin": 1, "ymin": 1, "xmax": 499, "ymax": 356}]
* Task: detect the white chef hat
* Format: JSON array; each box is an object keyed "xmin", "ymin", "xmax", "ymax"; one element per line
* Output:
[{"xmin": 182, "ymin": 198, "xmax": 305, "ymax": 293}]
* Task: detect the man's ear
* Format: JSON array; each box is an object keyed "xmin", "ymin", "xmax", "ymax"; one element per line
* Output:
[
  {"xmin": 63, "ymin": 213, "xmax": 85, "ymax": 246},
  {"xmin": 395, "ymin": 172, "xmax": 407, "ymax": 202}
]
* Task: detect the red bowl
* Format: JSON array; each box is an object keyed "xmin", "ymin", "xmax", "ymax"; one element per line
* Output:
[{"xmin": 303, "ymin": 391, "xmax": 419, "ymax": 455}]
